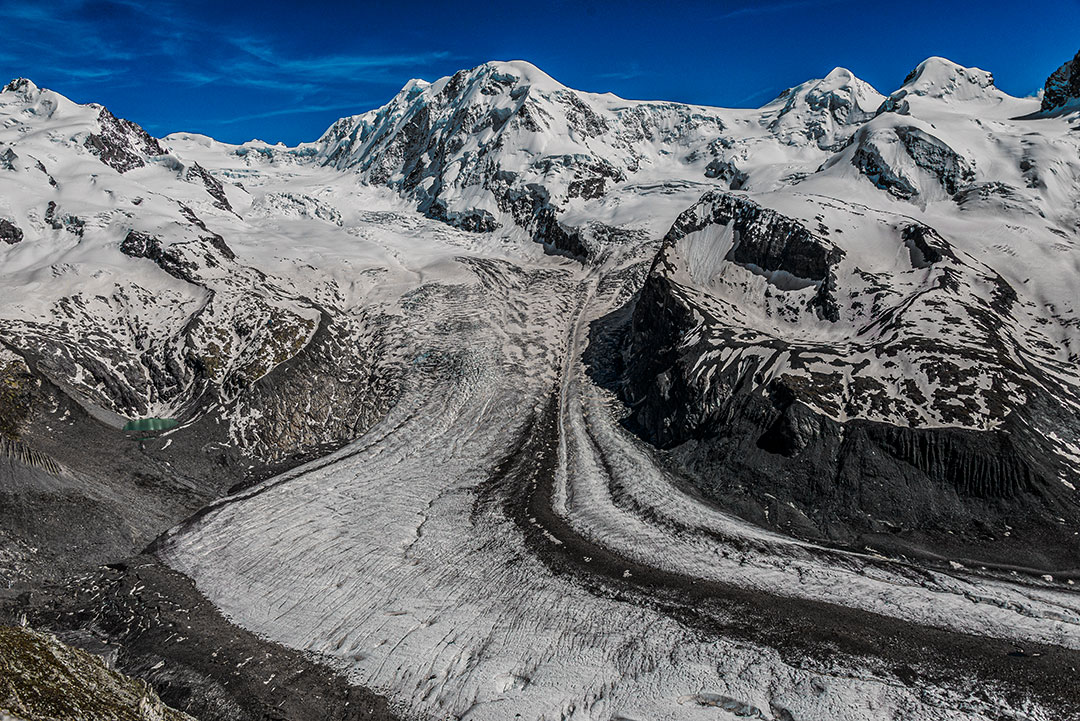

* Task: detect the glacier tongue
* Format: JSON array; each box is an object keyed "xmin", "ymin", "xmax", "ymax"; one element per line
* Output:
[{"xmin": 158, "ymin": 238, "xmax": 1080, "ymax": 720}]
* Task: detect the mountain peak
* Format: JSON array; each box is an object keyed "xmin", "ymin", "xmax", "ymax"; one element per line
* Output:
[
  {"xmin": 429, "ymin": 59, "xmax": 566, "ymax": 99},
  {"xmin": 766, "ymin": 67, "xmax": 883, "ymax": 111},
  {"xmin": 484, "ymin": 59, "xmax": 558, "ymax": 83},
  {"xmin": 898, "ymin": 57, "xmax": 998, "ymax": 100},
  {"xmin": 762, "ymin": 67, "xmax": 883, "ymax": 147},
  {"xmin": 823, "ymin": 66, "xmax": 856, "ymax": 83},
  {"xmin": 2, "ymin": 77, "xmax": 39, "ymax": 95},
  {"xmin": 0, "ymin": 77, "xmax": 87, "ymax": 122}
]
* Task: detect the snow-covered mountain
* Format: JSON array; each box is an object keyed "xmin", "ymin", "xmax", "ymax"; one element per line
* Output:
[
  {"xmin": 2, "ymin": 50, "xmax": 1080, "ymax": 721},
  {"xmin": 613, "ymin": 56, "xmax": 1080, "ymax": 565},
  {"xmin": 235, "ymin": 60, "xmax": 920, "ymax": 257},
  {"xmin": 0, "ymin": 78, "xmax": 396, "ymax": 465}
]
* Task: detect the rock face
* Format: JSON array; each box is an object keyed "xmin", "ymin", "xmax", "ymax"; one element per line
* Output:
[
  {"xmin": 848, "ymin": 125, "xmax": 975, "ymax": 198},
  {"xmin": 118, "ymin": 230, "xmax": 197, "ymax": 283},
  {"xmin": 657, "ymin": 191, "xmax": 844, "ymax": 319},
  {"xmin": 0, "ymin": 625, "xmax": 196, "ymax": 721},
  {"xmin": 0, "ymin": 220, "xmax": 21, "ymax": 245},
  {"xmin": 1042, "ymin": 48, "xmax": 1080, "ymax": 111},
  {"xmin": 611, "ymin": 188, "xmax": 1080, "ymax": 569},
  {"xmin": 183, "ymin": 162, "xmax": 233, "ymax": 213},
  {"xmin": 84, "ymin": 107, "xmax": 165, "ymax": 174}
]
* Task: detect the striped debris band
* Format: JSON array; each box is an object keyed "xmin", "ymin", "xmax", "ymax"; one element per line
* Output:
[{"xmin": 0, "ymin": 437, "xmax": 62, "ymax": 476}]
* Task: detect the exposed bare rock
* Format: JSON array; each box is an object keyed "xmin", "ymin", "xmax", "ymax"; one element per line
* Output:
[
  {"xmin": 0, "ymin": 625, "xmax": 196, "ymax": 721},
  {"xmin": 1041, "ymin": 48, "xmax": 1080, "ymax": 112},
  {"xmin": 84, "ymin": 108, "xmax": 164, "ymax": 174},
  {"xmin": 0, "ymin": 220, "xmax": 21, "ymax": 245},
  {"xmin": 183, "ymin": 162, "xmax": 232, "ymax": 213}
]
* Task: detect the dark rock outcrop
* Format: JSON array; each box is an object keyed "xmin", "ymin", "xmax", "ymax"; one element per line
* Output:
[
  {"xmin": 184, "ymin": 162, "xmax": 233, "ymax": 213},
  {"xmin": 656, "ymin": 191, "xmax": 844, "ymax": 316},
  {"xmin": 723, "ymin": 206, "xmax": 842, "ymax": 282},
  {"xmin": 851, "ymin": 136, "xmax": 918, "ymax": 197},
  {"xmin": 0, "ymin": 147, "xmax": 17, "ymax": 171},
  {"xmin": 1041, "ymin": 48, "xmax": 1080, "ymax": 112},
  {"xmin": 2, "ymin": 78, "xmax": 34, "ymax": 94},
  {"xmin": 427, "ymin": 198, "xmax": 499, "ymax": 232},
  {"xmin": 120, "ymin": 230, "xmax": 198, "ymax": 283},
  {"xmin": 84, "ymin": 108, "xmax": 164, "ymax": 174},
  {"xmin": 44, "ymin": 201, "xmax": 84, "ymax": 237},
  {"xmin": 0, "ymin": 356, "xmax": 35, "ymax": 441},
  {"xmin": 850, "ymin": 126, "xmax": 974, "ymax": 198},
  {"xmin": 703, "ymin": 158, "xmax": 747, "ymax": 189},
  {"xmin": 902, "ymin": 223, "xmax": 952, "ymax": 267},
  {"xmin": 877, "ymin": 91, "xmax": 911, "ymax": 116},
  {"xmin": 0, "ymin": 218, "xmax": 22, "ymax": 244},
  {"xmin": 666, "ymin": 191, "xmax": 844, "ymax": 281},
  {"xmin": 895, "ymin": 126, "xmax": 974, "ymax": 195},
  {"xmin": 535, "ymin": 207, "xmax": 589, "ymax": 258}
]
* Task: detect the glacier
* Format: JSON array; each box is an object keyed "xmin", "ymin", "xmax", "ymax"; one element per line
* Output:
[{"xmin": 1, "ymin": 53, "xmax": 1080, "ymax": 720}]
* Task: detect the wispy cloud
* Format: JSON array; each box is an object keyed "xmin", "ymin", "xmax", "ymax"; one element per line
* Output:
[
  {"xmin": 596, "ymin": 66, "xmax": 653, "ymax": 82},
  {"xmin": 0, "ymin": 0, "xmax": 451, "ymax": 95},
  {"xmin": 0, "ymin": 0, "xmax": 147, "ymax": 80},
  {"xmin": 210, "ymin": 102, "xmax": 380, "ymax": 125},
  {"xmin": 0, "ymin": 0, "xmax": 454, "ymax": 141},
  {"xmin": 734, "ymin": 86, "xmax": 783, "ymax": 107},
  {"xmin": 220, "ymin": 36, "xmax": 452, "ymax": 88},
  {"xmin": 711, "ymin": 0, "xmax": 845, "ymax": 21}
]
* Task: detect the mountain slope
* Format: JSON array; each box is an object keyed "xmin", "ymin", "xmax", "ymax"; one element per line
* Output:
[
  {"xmin": 297, "ymin": 61, "xmax": 907, "ymax": 257},
  {"xmin": 0, "ymin": 625, "xmax": 195, "ymax": 721},
  {"xmin": 3, "ymin": 54, "xmax": 1079, "ymax": 568},
  {"xmin": 607, "ymin": 57, "xmax": 1080, "ymax": 566},
  {"xmin": 0, "ymin": 78, "xmax": 399, "ymax": 462}
]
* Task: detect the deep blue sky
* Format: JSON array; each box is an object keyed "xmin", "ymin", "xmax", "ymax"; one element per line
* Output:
[{"xmin": 1, "ymin": 0, "xmax": 1078, "ymax": 145}]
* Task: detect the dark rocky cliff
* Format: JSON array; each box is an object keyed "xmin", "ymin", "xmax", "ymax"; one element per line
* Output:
[
  {"xmin": 1042, "ymin": 48, "xmax": 1080, "ymax": 112},
  {"xmin": 601, "ymin": 192, "xmax": 1080, "ymax": 572}
]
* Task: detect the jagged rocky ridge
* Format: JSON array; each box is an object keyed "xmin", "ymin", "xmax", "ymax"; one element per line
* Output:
[
  {"xmin": 304, "ymin": 62, "xmax": 735, "ymax": 255},
  {"xmin": 1042, "ymin": 48, "xmax": 1080, "ymax": 112}
]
